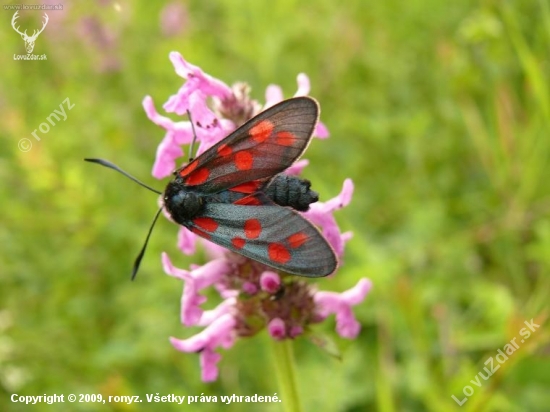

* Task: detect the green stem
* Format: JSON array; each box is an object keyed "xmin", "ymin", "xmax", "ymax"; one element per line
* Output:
[{"xmin": 270, "ymin": 338, "xmax": 302, "ymax": 412}]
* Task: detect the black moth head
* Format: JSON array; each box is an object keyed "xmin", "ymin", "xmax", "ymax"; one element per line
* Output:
[{"xmin": 164, "ymin": 178, "xmax": 204, "ymax": 224}]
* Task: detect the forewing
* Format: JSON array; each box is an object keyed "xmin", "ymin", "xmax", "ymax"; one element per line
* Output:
[
  {"xmin": 184, "ymin": 196, "xmax": 337, "ymax": 277},
  {"xmin": 178, "ymin": 97, "xmax": 319, "ymax": 193}
]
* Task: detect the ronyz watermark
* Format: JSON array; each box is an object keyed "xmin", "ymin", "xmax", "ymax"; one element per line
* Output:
[
  {"xmin": 18, "ymin": 97, "xmax": 75, "ymax": 152},
  {"xmin": 451, "ymin": 318, "xmax": 540, "ymax": 406}
]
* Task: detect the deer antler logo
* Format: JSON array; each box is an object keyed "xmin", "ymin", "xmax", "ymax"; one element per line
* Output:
[{"xmin": 11, "ymin": 11, "xmax": 49, "ymax": 54}]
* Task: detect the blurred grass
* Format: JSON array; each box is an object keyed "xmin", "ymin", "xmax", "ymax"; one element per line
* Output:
[{"xmin": 1, "ymin": 0, "xmax": 549, "ymax": 411}]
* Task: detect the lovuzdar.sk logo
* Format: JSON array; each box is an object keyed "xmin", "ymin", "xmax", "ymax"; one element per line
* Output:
[{"xmin": 11, "ymin": 11, "xmax": 48, "ymax": 60}]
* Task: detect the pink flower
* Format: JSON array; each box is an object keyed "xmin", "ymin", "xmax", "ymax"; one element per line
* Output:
[
  {"xmin": 314, "ymin": 278, "xmax": 373, "ymax": 339},
  {"xmin": 264, "ymin": 73, "xmax": 329, "ymax": 138},
  {"xmin": 142, "ymin": 52, "xmax": 233, "ymax": 179},
  {"xmin": 268, "ymin": 318, "xmax": 287, "ymax": 340},
  {"xmin": 168, "ymin": 52, "xmax": 233, "ymax": 103},
  {"xmin": 170, "ymin": 313, "xmax": 236, "ymax": 382},
  {"xmin": 159, "ymin": 2, "xmax": 188, "ymax": 37},
  {"xmin": 242, "ymin": 281, "xmax": 258, "ymax": 295},
  {"xmin": 260, "ymin": 271, "xmax": 280, "ymax": 293},
  {"xmin": 144, "ymin": 52, "xmax": 371, "ymax": 382},
  {"xmin": 162, "ymin": 252, "xmax": 233, "ymax": 326},
  {"xmin": 285, "ymin": 159, "xmax": 309, "ymax": 176},
  {"xmin": 142, "ymin": 96, "xmax": 192, "ymax": 178},
  {"xmin": 177, "ymin": 226, "xmax": 196, "ymax": 255},
  {"xmin": 304, "ymin": 179, "xmax": 354, "ymax": 257}
]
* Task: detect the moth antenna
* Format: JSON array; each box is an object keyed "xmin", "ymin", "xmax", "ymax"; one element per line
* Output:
[
  {"xmin": 131, "ymin": 207, "xmax": 163, "ymax": 280},
  {"xmin": 187, "ymin": 109, "xmax": 198, "ymax": 162},
  {"xmin": 84, "ymin": 158, "xmax": 162, "ymax": 195}
]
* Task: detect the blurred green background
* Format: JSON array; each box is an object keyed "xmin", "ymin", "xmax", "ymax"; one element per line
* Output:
[{"xmin": 1, "ymin": 0, "xmax": 549, "ymax": 411}]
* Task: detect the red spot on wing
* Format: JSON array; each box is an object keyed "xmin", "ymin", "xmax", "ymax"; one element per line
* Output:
[
  {"xmin": 179, "ymin": 160, "xmax": 198, "ymax": 177},
  {"xmin": 234, "ymin": 195, "xmax": 263, "ymax": 206},
  {"xmin": 268, "ymin": 243, "xmax": 291, "ymax": 264},
  {"xmin": 235, "ymin": 151, "xmax": 253, "ymax": 170},
  {"xmin": 232, "ymin": 237, "xmax": 245, "ymax": 249},
  {"xmin": 249, "ymin": 120, "xmax": 274, "ymax": 143},
  {"xmin": 230, "ymin": 180, "xmax": 262, "ymax": 194},
  {"xmin": 288, "ymin": 232, "xmax": 308, "ymax": 248},
  {"xmin": 244, "ymin": 219, "xmax": 262, "ymax": 239},
  {"xmin": 185, "ymin": 167, "xmax": 210, "ymax": 185},
  {"xmin": 275, "ymin": 131, "xmax": 297, "ymax": 147},
  {"xmin": 193, "ymin": 217, "xmax": 219, "ymax": 232},
  {"xmin": 190, "ymin": 226, "xmax": 211, "ymax": 240},
  {"xmin": 217, "ymin": 143, "xmax": 232, "ymax": 157}
]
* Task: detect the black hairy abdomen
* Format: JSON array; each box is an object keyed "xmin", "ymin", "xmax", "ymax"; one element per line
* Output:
[{"xmin": 264, "ymin": 175, "xmax": 318, "ymax": 212}]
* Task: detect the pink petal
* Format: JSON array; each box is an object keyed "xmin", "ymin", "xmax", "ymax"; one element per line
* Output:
[
  {"xmin": 169, "ymin": 52, "xmax": 232, "ymax": 99},
  {"xmin": 162, "ymin": 253, "xmax": 232, "ymax": 326},
  {"xmin": 161, "ymin": 252, "xmax": 189, "ymax": 280},
  {"xmin": 200, "ymin": 238, "xmax": 229, "ymax": 259},
  {"xmin": 242, "ymin": 281, "xmax": 258, "ymax": 295},
  {"xmin": 177, "ymin": 266, "xmax": 222, "ymax": 325},
  {"xmin": 304, "ymin": 211, "xmax": 345, "ymax": 257},
  {"xmin": 314, "ymin": 121, "xmax": 330, "ymax": 139},
  {"xmin": 170, "ymin": 313, "xmax": 236, "ymax": 352},
  {"xmin": 160, "ymin": 2, "xmax": 187, "ymax": 37},
  {"xmin": 186, "ymin": 257, "xmax": 232, "ymax": 290},
  {"xmin": 169, "ymin": 52, "xmax": 200, "ymax": 79},
  {"xmin": 178, "ymin": 226, "xmax": 197, "ymax": 255},
  {"xmin": 289, "ymin": 325, "xmax": 303, "ymax": 338},
  {"xmin": 303, "ymin": 179, "xmax": 355, "ymax": 257},
  {"xmin": 342, "ymin": 231, "xmax": 353, "ymax": 244},
  {"xmin": 264, "ymin": 84, "xmax": 284, "ymax": 108},
  {"xmin": 285, "ymin": 159, "xmax": 309, "ymax": 175},
  {"xmin": 342, "ymin": 278, "xmax": 373, "ymax": 305},
  {"xmin": 324, "ymin": 178, "xmax": 354, "ymax": 211},
  {"xmin": 294, "ymin": 73, "xmax": 311, "ymax": 96},
  {"xmin": 198, "ymin": 298, "xmax": 236, "ymax": 326},
  {"xmin": 200, "ymin": 349, "xmax": 222, "ymax": 382},
  {"xmin": 183, "ymin": 91, "xmax": 218, "ymax": 124},
  {"xmin": 163, "ymin": 85, "xmax": 195, "ymax": 115},
  {"xmin": 313, "ymin": 277, "xmax": 372, "ymax": 339},
  {"xmin": 335, "ymin": 306, "xmax": 361, "ymax": 339},
  {"xmin": 323, "ymin": 217, "xmax": 346, "ymax": 257},
  {"xmin": 152, "ymin": 134, "xmax": 184, "ymax": 178},
  {"xmin": 260, "ymin": 271, "xmax": 280, "ymax": 294},
  {"xmin": 268, "ymin": 318, "xmax": 286, "ymax": 340},
  {"xmin": 143, "ymin": 95, "xmax": 176, "ymax": 129},
  {"xmin": 170, "ymin": 313, "xmax": 236, "ymax": 381}
]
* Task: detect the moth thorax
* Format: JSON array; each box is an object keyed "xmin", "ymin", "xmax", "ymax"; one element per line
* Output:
[{"xmin": 164, "ymin": 181, "xmax": 203, "ymax": 224}]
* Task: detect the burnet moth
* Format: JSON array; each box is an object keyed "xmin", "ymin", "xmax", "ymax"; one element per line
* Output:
[{"xmin": 86, "ymin": 97, "xmax": 337, "ymax": 279}]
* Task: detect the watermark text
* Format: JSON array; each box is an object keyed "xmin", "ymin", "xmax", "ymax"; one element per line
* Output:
[
  {"xmin": 451, "ymin": 318, "xmax": 540, "ymax": 405},
  {"xmin": 18, "ymin": 98, "xmax": 75, "ymax": 152}
]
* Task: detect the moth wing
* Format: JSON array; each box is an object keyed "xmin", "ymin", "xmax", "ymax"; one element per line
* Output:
[
  {"xmin": 178, "ymin": 97, "xmax": 319, "ymax": 193},
  {"xmin": 184, "ymin": 194, "xmax": 336, "ymax": 277}
]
